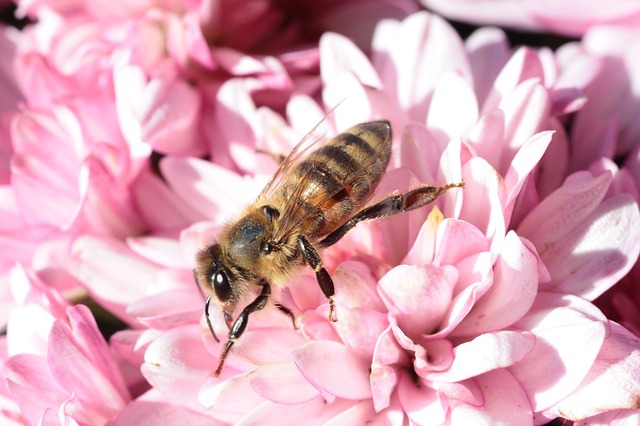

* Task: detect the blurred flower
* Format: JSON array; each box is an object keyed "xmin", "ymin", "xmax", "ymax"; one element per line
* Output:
[{"xmin": 419, "ymin": 0, "xmax": 640, "ymax": 37}]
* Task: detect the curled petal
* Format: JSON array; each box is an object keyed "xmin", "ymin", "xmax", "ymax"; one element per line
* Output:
[
  {"xmin": 292, "ymin": 341, "xmax": 372, "ymax": 401},
  {"xmin": 248, "ymin": 362, "xmax": 320, "ymax": 404}
]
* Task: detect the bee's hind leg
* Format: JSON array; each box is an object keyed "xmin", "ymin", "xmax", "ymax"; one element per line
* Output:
[
  {"xmin": 214, "ymin": 281, "xmax": 272, "ymax": 377},
  {"xmin": 319, "ymin": 182, "xmax": 464, "ymax": 248},
  {"xmin": 298, "ymin": 236, "xmax": 336, "ymax": 322}
]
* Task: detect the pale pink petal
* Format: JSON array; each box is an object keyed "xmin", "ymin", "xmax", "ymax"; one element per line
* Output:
[
  {"xmin": 333, "ymin": 307, "xmax": 388, "ymax": 360},
  {"xmin": 67, "ymin": 236, "xmax": 158, "ymax": 320},
  {"xmin": 370, "ymin": 327, "xmax": 409, "ymax": 411},
  {"xmin": 431, "ymin": 219, "xmax": 490, "ymax": 268},
  {"xmin": 214, "ymin": 79, "xmax": 258, "ymax": 174},
  {"xmin": 503, "ymin": 131, "xmax": 554, "ymax": 224},
  {"xmin": 136, "ymin": 67, "xmax": 204, "ymax": 156},
  {"xmin": 465, "ymin": 109, "xmax": 506, "ymax": 170},
  {"xmin": 127, "ymin": 289, "xmax": 201, "ymax": 330},
  {"xmin": 426, "ymin": 331, "xmax": 535, "ymax": 382},
  {"xmin": 454, "ymin": 232, "xmax": 539, "ymax": 335},
  {"xmin": 319, "ymin": 33, "xmax": 382, "ymax": 90},
  {"xmin": 498, "ymin": 80, "xmax": 551, "ymax": 174},
  {"xmin": 237, "ymin": 397, "xmax": 356, "ymax": 425},
  {"xmin": 458, "ymin": 157, "xmax": 506, "ymax": 253},
  {"xmin": 48, "ymin": 307, "xmax": 129, "ymax": 420},
  {"xmin": 332, "ymin": 261, "xmax": 386, "ymax": 312},
  {"xmin": 292, "ymin": 340, "xmax": 372, "ymax": 400},
  {"xmin": 466, "ymin": 27, "xmax": 510, "ymax": 107},
  {"xmin": 519, "ymin": 172, "xmax": 640, "ymax": 299},
  {"xmin": 449, "ymin": 369, "xmax": 533, "ymax": 425},
  {"xmin": 483, "ymin": 48, "xmax": 545, "ymax": 114},
  {"xmin": 372, "ymin": 11, "xmax": 471, "ymax": 121},
  {"xmin": 3, "ymin": 354, "xmax": 67, "ymax": 426},
  {"xmin": 248, "ymin": 362, "xmax": 320, "ymax": 404},
  {"xmin": 545, "ymin": 322, "xmax": 640, "ymax": 420},
  {"xmin": 113, "ymin": 394, "xmax": 216, "ymax": 426},
  {"xmin": 127, "ymin": 235, "xmax": 189, "ymax": 269},
  {"xmin": 399, "ymin": 122, "xmax": 442, "ymax": 183},
  {"xmin": 427, "ymin": 72, "xmax": 479, "ymax": 143},
  {"xmin": 141, "ymin": 325, "xmax": 214, "ymax": 410},
  {"xmin": 131, "ymin": 167, "xmax": 204, "ymax": 231},
  {"xmin": 510, "ymin": 293, "xmax": 608, "ymax": 411},
  {"xmin": 378, "ymin": 264, "xmax": 452, "ymax": 337},
  {"xmin": 198, "ymin": 375, "xmax": 264, "ymax": 422},
  {"xmin": 397, "ymin": 372, "xmax": 444, "ymax": 425},
  {"xmin": 323, "ymin": 398, "xmax": 405, "ymax": 426},
  {"xmin": 436, "ymin": 379, "xmax": 483, "ymax": 406},
  {"xmin": 160, "ymin": 156, "xmax": 258, "ymax": 224},
  {"xmin": 232, "ymin": 327, "xmax": 307, "ymax": 365}
]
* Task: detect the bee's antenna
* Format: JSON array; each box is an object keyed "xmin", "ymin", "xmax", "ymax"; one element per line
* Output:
[
  {"xmin": 204, "ymin": 296, "xmax": 220, "ymax": 343},
  {"xmin": 194, "ymin": 269, "xmax": 220, "ymax": 343}
]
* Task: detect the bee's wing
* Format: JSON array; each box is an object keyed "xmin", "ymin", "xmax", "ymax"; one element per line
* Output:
[{"xmin": 268, "ymin": 127, "xmax": 390, "ymax": 244}]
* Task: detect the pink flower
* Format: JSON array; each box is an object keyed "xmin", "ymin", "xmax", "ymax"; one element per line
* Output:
[
  {"xmin": 419, "ymin": 0, "xmax": 640, "ymax": 37},
  {"xmin": 2, "ymin": 266, "xmax": 131, "ymax": 425},
  {"xmin": 1, "ymin": 3, "xmax": 640, "ymax": 425}
]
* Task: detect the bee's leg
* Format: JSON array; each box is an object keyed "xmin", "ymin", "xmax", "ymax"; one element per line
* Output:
[
  {"xmin": 320, "ymin": 182, "xmax": 464, "ymax": 248},
  {"xmin": 214, "ymin": 282, "xmax": 271, "ymax": 377},
  {"xmin": 274, "ymin": 303, "xmax": 298, "ymax": 330},
  {"xmin": 298, "ymin": 236, "xmax": 336, "ymax": 322}
]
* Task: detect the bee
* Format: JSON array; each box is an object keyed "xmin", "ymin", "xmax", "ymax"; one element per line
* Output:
[{"xmin": 194, "ymin": 119, "xmax": 463, "ymax": 376}]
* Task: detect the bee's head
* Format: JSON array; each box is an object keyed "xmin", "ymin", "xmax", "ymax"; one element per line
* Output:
[{"xmin": 194, "ymin": 243, "xmax": 240, "ymax": 307}]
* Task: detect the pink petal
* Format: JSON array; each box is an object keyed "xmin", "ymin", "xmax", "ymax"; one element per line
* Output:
[
  {"xmin": 510, "ymin": 293, "xmax": 608, "ymax": 411},
  {"xmin": 126, "ymin": 289, "xmax": 201, "ymax": 330},
  {"xmin": 160, "ymin": 156, "xmax": 256, "ymax": 224},
  {"xmin": 483, "ymin": 47, "xmax": 545, "ymax": 113},
  {"xmin": 68, "ymin": 236, "xmax": 159, "ymax": 320},
  {"xmin": 232, "ymin": 327, "xmax": 307, "ymax": 365},
  {"xmin": 432, "ymin": 219, "xmax": 490, "ymax": 267},
  {"xmin": 466, "ymin": 27, "xmax": 510, "ymax": 107},
  {"xmin": 458, "ymin": 157, "xmax": 507, "ymax": 253},
  {"xmin": 198, "ymin": 375, "xmax": 265, "ymax": 422},
  {"xmin": 333, "ymin": 261, "xmax": 386, "ymax": 312},
  {"xmin": 3, "ymin": 354, "xmax": 67, "ymax": 426},
  {"xmin": 545, "ymin": 322, "xmax": 640, "ymax": 420},
  {"xmin": 323, "ymin": 398, "xmax": 405, "ymax": 426},
  {"xmin": 454, "ymin": 231, "xmax": 539, "ymax": 335},
  {"xmin": 503, "ymin": 131, "xmax": 554, "ymax": 223},
  {"xmin": 397, "ymin": 372, "xmax": 444, "ymax": 425},
  {"xmin": 449, "ymin": 369, "xmax": 533, "ymax": 425},
  {"xmin": 427, "ymin": 72, "xmax": 478, "ymax": 142},
  {"xmin": 112, "ymin": 394, "xmax": 215, "ymax": 426},
  {"xmin": 292, "ymin": 341, "xmax": 372, "ymax": 400},
  {"xmin": 373, "ymin": 11, "xmax": 471, "ymax": 121},
  {"xmin": 333, "ymin": 307, "xmax": 388, "ymax": 360},
  {"xmin": 519, "ymin": 172, "xmax": 640, "ymax": 300},
  {"xmin": 426, "ymin": 331, "xmax": 535, "ymax": 382},
  {"xmin": 499, "ymin": 80, "xmax": 551, "ymax": 174},
  {"xmin": 319, "ymin": 33, "xmax": 382, "ymax": 90},
  {"xmin": 370, "ymin": 327, "xmax": 409, "ymax": 411},
  {"xmin": 141, "ymin": 325, "xmax": 215, "ymax": 409},
  {"xmin": 399, "ymin": 123, "xmax": 441, "ymax": 184},
  {"xmin": 237, "ymin": 397, "xmax": 357, "ymax": 425},
  {"xmin": 127, "ymin": 235, "xmax": 189, "ymax": 269},
  {"xmin": 378, "ymin": 264, "xmax": 452, "ymax": 337},
  {"xmin": 465, "ymin": 109, "xmax": 506, "ymax": 171},
  {"xmin": 131, "ymin": 167, "xmax": 203, "ymax": 232},
  {"xmin": 248, "ymin": 362, "xmax": 320, "ymax": 404}
]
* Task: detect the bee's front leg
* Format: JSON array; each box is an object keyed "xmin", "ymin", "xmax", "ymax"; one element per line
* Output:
[
  {"xmin": 214, "ymin": 282, "xmax": 271, "ymax": 377},
  {"xmin": 298, "ymin": 236, "xmax": 336, "ymax": 322}
]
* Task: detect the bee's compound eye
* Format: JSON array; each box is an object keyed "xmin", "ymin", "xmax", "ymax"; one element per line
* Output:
[{"xmin": 212, "ymin": 269, "xmax": 232, "ymax": 302}]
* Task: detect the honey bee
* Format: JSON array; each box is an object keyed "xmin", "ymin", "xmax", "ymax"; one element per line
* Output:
[{"xmin": 194, "ymin": 119, "xmax": 463, "ymax": 376}]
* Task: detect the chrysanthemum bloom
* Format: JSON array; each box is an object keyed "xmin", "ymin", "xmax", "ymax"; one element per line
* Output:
[
  {"xmin": 102, "ymin": 11, "xmax": 639, "ymax": 424},
  {"xmin": 2, "ymin": 5, "xmax": 640, "ymax": 426}
]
